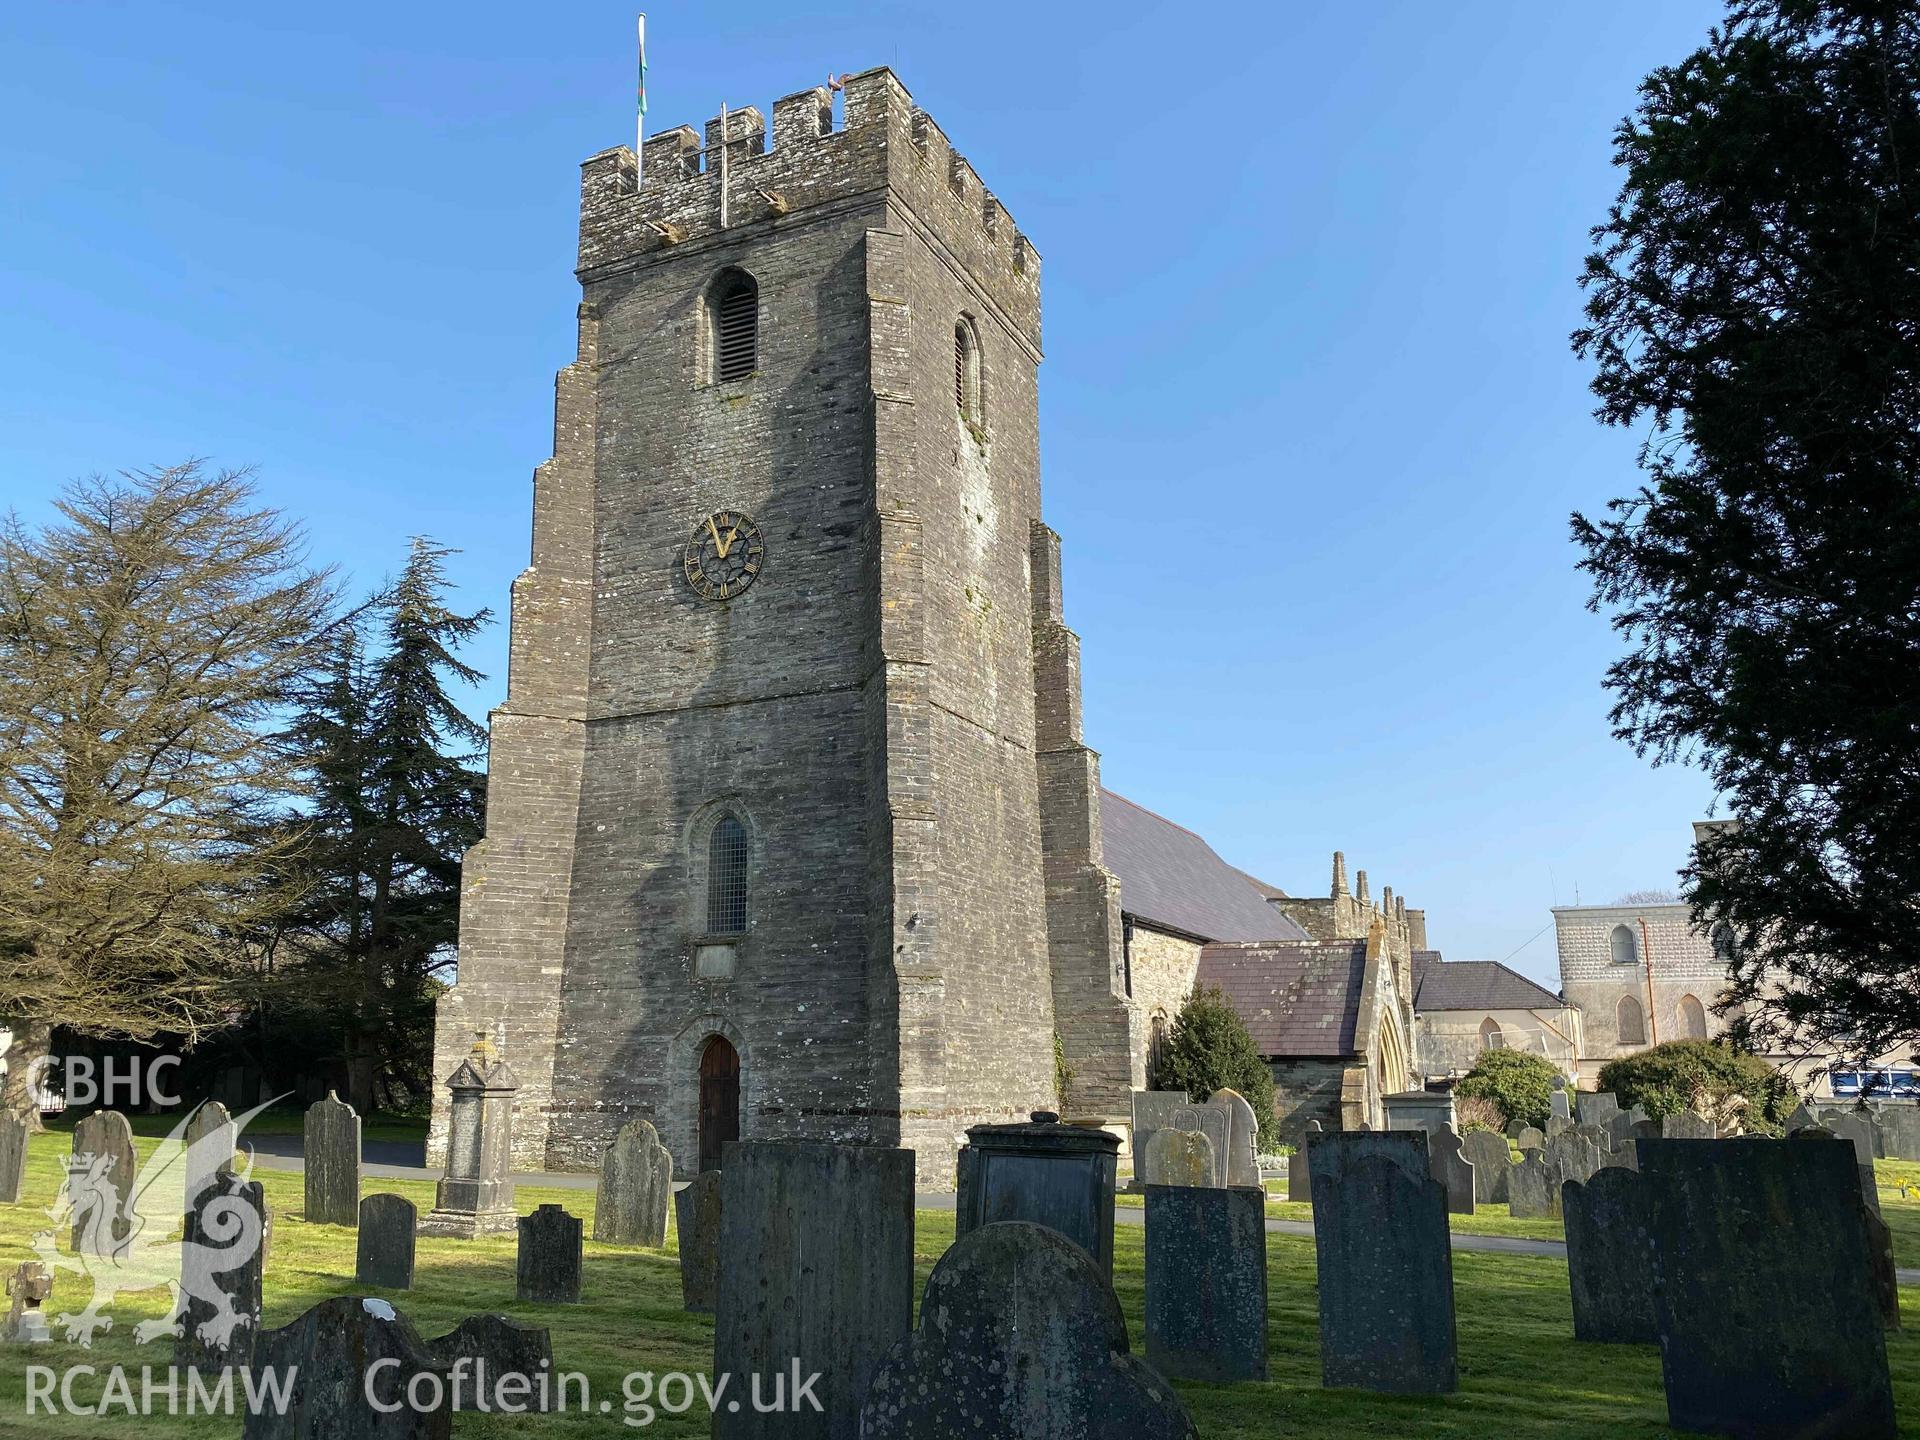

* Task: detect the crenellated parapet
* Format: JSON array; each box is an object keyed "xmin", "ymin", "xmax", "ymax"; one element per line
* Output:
[{"xmin": 576, "ymin": 67, "xmax": 1041, "ymax": 351}]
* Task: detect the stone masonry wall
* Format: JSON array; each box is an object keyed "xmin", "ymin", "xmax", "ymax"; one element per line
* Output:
[{"xmin": 1554, "ymin": 905, "xmax": 1735, "ymax": 1062}]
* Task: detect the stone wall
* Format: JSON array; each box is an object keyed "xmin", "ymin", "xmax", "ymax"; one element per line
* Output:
[
  {"xmin": 1126, "ymin": 923, "xmax": 1204, "ymax": 1063},
  {"xmin": 1554, "ymin": 905, "xmax": 1735, "ymax": 1071},
  {"xmin": 1414, "ymin": 1005, "xmax": 1582, "ymax": 1080},
  {"xmin": 1269, "ymin": 1059, "xmax": 1349, "ymax": 1140}
]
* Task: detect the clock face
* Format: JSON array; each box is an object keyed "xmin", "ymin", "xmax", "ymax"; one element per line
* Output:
[{"xmin": 683, "ymin": 509, "xmax": 765, "ymax": 601}]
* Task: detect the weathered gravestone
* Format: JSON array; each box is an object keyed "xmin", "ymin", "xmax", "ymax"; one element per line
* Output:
[
  {"xmin": 1171, "ymin": 1105, "xmax": 1230, "ymax": 1188},
  {"xmin": 1863, "ymin": 1202, "xmax": 1902, "ymax": 1331},
  {"xmin": 1545, "ymin": 1131, "xmax": 1603, "ymax": 1189},
  {"xmin": 356, "ymin": 1193, "xmax": 417, "ymax": 1291},
  {"xmin": 1574, "ymin": 1091, "xmax": 1620, "ymax": 1128},
  {"xmin": 0, "ymin": 1116, "xmax": 26, "ymax": 1205},
  {"xmin": 1509, "ymin": 1148, "xmax": 1558, "ymax": 1218},
  {"xmin": 1305, "ymin": 1127, "xmax": 1430, "ymax": 1191},
  {"xmin": 1130, "ymin": 1090, "xmax": 1190, "ymax": 1188},
  {"xmin": 303, "ymin": 1092, "xmax": 361, "ymax": 1227},
  {"xmin": 174, "ymin": 1176, "xmax": 267, "ymax": 1371},
  {"xmin": 1311, "ymin": 1152, "xmax": 1457, "ymax": 1394},
  {"xmin": 4, "ymin": 1261, "xmax": 52, "ymax": 1344},
  {"xmin": 593, "ymin": 1117, "xmax": 673, "ymax": 1246},
  {"xmin": 1550, "ymin": 1076, "xmax": 1571, "ymax": 1119},
  {"xmin": 516, "ymin": 1204, "xmax": 582, "ymax": 1305},
  {"xmin": 419, "ymin": 1035, "xmax": 518, "ymax": 1238},
  {"xmin": 1515, "ymin": 1124, "xmax": 1545, "ymax": 1150},
  {"xmin": 1640, "ymin": 1136, "xmax": 1895, "ymax": 1440},
  {"xmin": 69, "ymin": 1110, "xmax": 137, "ymax": 1256},
  {"xmin": 860, "ymin": 1221, "xmax": 1196, "ymax": 1440},
  {"xmin": 424, "ymin": 1314, "xmax": 554, "ymax": 1412},
  {"xmin": 184, "ymin": 1100, "xmax": 238, "ymax": 1210},
  {"xmin": 1287, "ymin": 1120, "xmax": 1321, "ymax": 1202},
  {"xmin": 673, "ymin": 1170, "xmax": 721, "ymax": 1313},
  {"xmin": 1144, "ymin": 1183, "xmax": 1267, "ymax": 1382},
  {"xmin": 1460, "ymin": 1129, "xmax": 1511, "ymax": 1204},
  {"xmin": 243, "ymin": 1296, "xmax": 450, "ymax": 1440},
  {"xmin": 1635, "ymin": 1110, "xmax": 1715, "ymax": 1141},
  {"xmin": 1873, "ymin": 1104, "xmax": 1920, "ymax": 1161},
  {"xmin": 1562, "ymin": 1166, "xmax": 1656, "ymax": 1343},
  {"xmin": 1545, "ymin": 1113, "xmax": 1573, "ymax": 1140},
  {"xmin": 1381, "ymin": 1089, "xmax": 1455, "ymax": 1135},
  {"xmin": 955, "ymin": 1112, "xmax": 1118, "ymax": 1277},
  {"xmin": 1606, "ymin": 1105, "xmax": 1649, "ymax": 1151},
  {"xmin": 1428, "ymin": 1126, "xmax": 1476, "ymax": 1215},
  {"xmin": 1141, "ymin": 1128, "xmax": 1214, "ymax": 1188},
  {"xmin": 1504, "ymin": 1119, "xmax": 1526, "ymax": 1140},
  {"xmin": 1208, "ymin": 1088, "xmax": 1261, "ymax": 1188},
  {"xmin": 718, "ymin": 1141, "xmax": 913, "ymax": 1440},
  {"xmin": 1818, "ymin": 1110, "xmax": 1883, "ymax": 1216}
]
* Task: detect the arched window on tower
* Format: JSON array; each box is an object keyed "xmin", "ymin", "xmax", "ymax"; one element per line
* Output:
[
  {"xmin": 1610, "ymin": 923, "xmax": 1639, "ymax": 966},
  {"xmin": 1147, "ymin": 1012, "xmax": 1169, "ymax": 1088},
  {"xmin": 954, "ymin": 317, "xmax": 982, "ymax": 424},
  {"xmin": 1711, "ymin": 922, "xmax": 1737, "ymax": 965},
  {"xmin": 706, "ymin": 813, "xmax": 749, "ymax": 936},
  {"xmin": 1617, "ymin": 993, "xmax": 1647, "ymax": 1046},
  {"xmin": 710, "ymin": 270, "xmax": 759, "ymax": 382},
  {"xmin": 1679, "ymin": 993, "xmax": 1708, "ymax": 1040},
  {"xmin": 1480, "ymin": 1017, "xmax": 1505, "ymax": 1051}
]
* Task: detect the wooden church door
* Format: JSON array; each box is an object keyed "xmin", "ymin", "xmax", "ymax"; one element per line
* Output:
[{"xmin": 698, "ymin": 1035, "xmax": 740, "ymax": 1173}]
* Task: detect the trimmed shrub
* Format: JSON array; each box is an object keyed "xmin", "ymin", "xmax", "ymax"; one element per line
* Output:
[
  {"xmin": 1159, "ymin": 985, "xmax": 1281, "ymax": 1151},
  {"xmin": 1597, "ymin": 1039, "xmax": 1792, "ymax": 1135},
  {"xmin": 1453, "ymin": 1049, "xmax": 1559, "ymax": 1132}
]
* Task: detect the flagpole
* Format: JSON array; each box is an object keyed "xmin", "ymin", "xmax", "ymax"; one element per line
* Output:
[{"xmin": 635, "ymin": 13, "xmax": 648, "ymax": 192}]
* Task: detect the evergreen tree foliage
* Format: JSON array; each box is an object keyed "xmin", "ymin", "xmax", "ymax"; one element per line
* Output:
[
  {"xmin": 0, "ymin": 463, "xmax": 334, "ymax": 1124},
  {"xmin": 1572, "ymin": 1, "xmax": 1920, "ymax": 1062},
  {"xmin": 1597, "ymin": 1038, "xmax": 1793, "ymax": 1134}
]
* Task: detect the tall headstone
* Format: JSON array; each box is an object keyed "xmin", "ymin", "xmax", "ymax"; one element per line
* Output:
[
  {"xmin": 1509, "ymin": 1148, "xmax": 1558, "ymax": 1218},
  {"xmin": 1207, "ymin": 1087, "xmax": 1261, "ymax": 1188},
  {"xmin": 673, "ymin": 1170, "xmax": 721, "ymax": 1313},
  {"xmin": 1460, "ymin": 1129, "xmax": 1511, "ymax": 1204},
  {"xmin": 1170, "ymin": 1105, "xmax": 1230, "ymax": 1188},
  {"xmin": 716, "ymin": 1141, "xmax": 914, "ymax": 1440},
  {"xmin": 1545, "ymin": 1131, "xmax": 1603, "ymax": 1189},
  {"xmin": 1140, "ymin": 1128, "xmax": 1214, "ymax": 1188},
  {"xmin": 176, "ymin": 1176, "xmax": 267, "ymax": 1371},
  {"xmin": 1606, "ymin": 1105, "xmax": 1648, "ymax": 1151},
  {"xmin": 183, "ymin": 1100, "xmax": 238, "ymax": 1209},
  {"xmin": 592, "ymin": 1117, "xmax": 673, "ymax": 1245},
  {"xmin": 1820, "ymin": 1110, "xmax": 1883, "ymax": 1216},
  {"xmin": 356, "ymin": 1193, "xmax": 418, "ymax": 1291},
  {"xmin": 1286, "ymin": 1120, "xmax": 1320, "ymax": 1202},
  {"xmin": 1640, "ymin": 1136, "xmax": 1895, "ymax": 1440},
  {"xmin": 424, "ymin": 1314, "xmax": 554, "ymax": 1412},
  {"xmin": 1305, "ymin": 1127, "xmax": 1430, "ymax": 1191},
  {"xmin": 515, "ymin": 1204, "xmax": 582, "ymax": 1305},
  {"xmin": 1428, "ymin": 1126, "xmax": 1476, "ymax": 1215},
  {"xmin": 69, "ymin": 1110, "xmax": 136, "ymax": 1256},
  {"xmin": 1562, "ymin": 1166, "xmax": 1656, "ymax": 1343},
  {"xmin": 1872, "ymin": 1104, "xmax": 1920, "ymax": 1161},
  {"xmin": 1573, "ymin": 1091, "xmax": 1620, "ymax": 1127},
  {"xmin": 419, "ymin": 1031, "xmax": 519, "ymax": 1238},
  {"xmin": 861, "ymin": 1222, "xmax": 1196, "ymax": 1439},
  {"xmin": 0, "ymin": 1115, "xmax": 26, "ymax": 1205},
  {"xmin": 955, "ymin": 1112, "xmax": 1118, "ymax": 1276},
  {"xmin": 1130, "ymin": 1090, "xmax": 1190, "ymax": 1187},
  {"xmin": 1311, "ymin": 1152, "xmax": 1457, "ymax": 1394},
  {"xmin": 243, "ymin": 1296, "xmax": 450, "ymax": 1440},
  {"xmin": 1144, "ymin": 1184, "xmax": 1267, "ymax": 1382},
  {"xmin": 302, "ymin": 1092, "xmax": 361, "ymax": 1228}
]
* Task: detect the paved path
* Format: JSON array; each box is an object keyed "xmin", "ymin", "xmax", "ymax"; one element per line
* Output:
[{"xmin": 241, "ymin": 1140, "xmax": 1920, "ymax": 1283}]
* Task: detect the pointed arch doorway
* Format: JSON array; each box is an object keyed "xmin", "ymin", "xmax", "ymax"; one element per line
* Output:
[{"xmin": 698, "ymin": 1035, "xmax": 740, "ymax": 1173}]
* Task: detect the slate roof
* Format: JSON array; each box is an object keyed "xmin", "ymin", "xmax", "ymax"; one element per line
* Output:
[
  {"xmin": 1196, "ymin": 941, "xmax": 1368, "ymax": 1058},
  {"xmin": 1412, "ymin": 951, "xmax": 1565, "ymax": 1012},
  {"xmin": 1101, "ymin": 791, "xmax": 1309, "ymax": 944}
]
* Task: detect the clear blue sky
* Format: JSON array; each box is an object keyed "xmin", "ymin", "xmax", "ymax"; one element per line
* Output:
[{"xmin": 0, "ymin": 2, "xmax": 1724, "ymax": 985}]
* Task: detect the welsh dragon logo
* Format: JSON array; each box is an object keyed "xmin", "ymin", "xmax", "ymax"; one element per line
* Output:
[{"xmin": 32, "ymin": 1097, "xmax": 281, "ymax": 1349}]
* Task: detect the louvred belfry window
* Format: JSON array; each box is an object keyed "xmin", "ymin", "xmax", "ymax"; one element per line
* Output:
[{"xmin": 714, "ymin": 273, "xmax": 758, "ymax": 382}]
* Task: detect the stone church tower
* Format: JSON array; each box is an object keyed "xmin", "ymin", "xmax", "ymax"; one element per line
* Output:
[{"xmin": 428, "ymin": 69, "xmax": 1139, "ymax": 1185}]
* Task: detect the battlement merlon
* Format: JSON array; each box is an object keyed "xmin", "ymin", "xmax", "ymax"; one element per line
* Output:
[{"xmin": 576, "ymin": 67, "xmax": 1041, "ymax": 353}]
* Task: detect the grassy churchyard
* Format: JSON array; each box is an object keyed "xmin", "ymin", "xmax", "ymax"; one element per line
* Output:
[{"xmin": 0, "ymin": 1131, "xmax": 1918, "ymax": 1437}]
